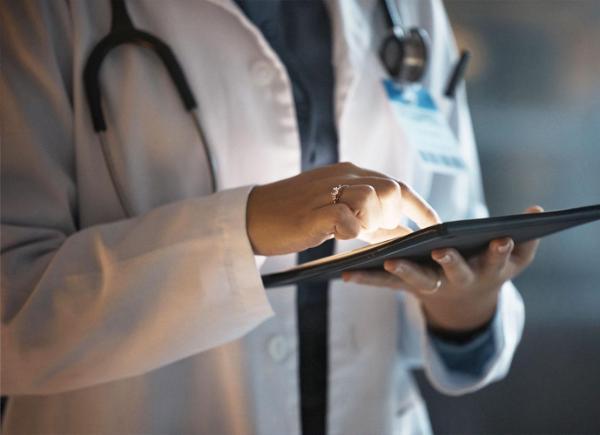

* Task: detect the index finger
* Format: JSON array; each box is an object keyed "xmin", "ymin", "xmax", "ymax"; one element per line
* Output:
[
  {"xmin": 345, "ymin": 166, "xmax": 441, "ymax": 228},
  {"xmin": 397, "ymin": 182, "xmax": 441, "ymax": 228}
]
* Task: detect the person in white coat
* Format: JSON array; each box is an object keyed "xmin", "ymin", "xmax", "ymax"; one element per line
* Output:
[{"xmin": 1, "ymin": 0, "xmax": 540, "ymax": 434}]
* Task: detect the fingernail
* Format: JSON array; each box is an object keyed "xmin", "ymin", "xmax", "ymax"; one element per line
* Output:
[
  {"xmin": 434, "ymin": 251, "xmax": 452, "ymax": 264},
  {"xmin": 497, "ymin": 240, "xmax": 513, "ymax": 253}
]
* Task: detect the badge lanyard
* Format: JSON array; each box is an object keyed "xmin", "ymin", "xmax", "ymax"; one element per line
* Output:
[{"xmin": 378, "ymin": 0, "xmax": 471, "ymax": 175}]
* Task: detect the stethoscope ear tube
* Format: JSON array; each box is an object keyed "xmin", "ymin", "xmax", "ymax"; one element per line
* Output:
[
  {"xmin": 83, "ymin": 32, "xmax": 198, "ymax": 132},
  {"xmin": 83, "ymin": 0, "xmax": 216, "ymax": 217},
  {"xmin": 97, "ymin": 131, "xmax": 134, "ymax": 217}
]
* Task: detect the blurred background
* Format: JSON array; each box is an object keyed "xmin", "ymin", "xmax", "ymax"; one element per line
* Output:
[{"xmin": 415, "ymin": 1, "xmax": 600, "ymax": 433}]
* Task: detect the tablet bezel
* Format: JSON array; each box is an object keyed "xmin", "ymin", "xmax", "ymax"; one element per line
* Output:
[{"xmin": 262, "ymin": 204, "xmax": 600, "ymax": 288}]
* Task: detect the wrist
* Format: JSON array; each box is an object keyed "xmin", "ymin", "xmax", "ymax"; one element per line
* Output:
[{"xmin": 421, "ymin": 287, "xmax": 500, "ymax": 333}]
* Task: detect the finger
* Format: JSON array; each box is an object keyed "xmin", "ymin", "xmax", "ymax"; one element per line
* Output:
[
  {"xmin": 480, "ymin": 238, "xmax": 514, "ymax": 278},
  {"xmin": 315, "ymin": 165, "xmax": 439, "ymax": 229},
  {"xmin": 326, "ymin": 174, "xmax": 439, "ymax": 229},
  {"xmin": 511, "ymin": 238, "xmax": 540, "ymax": 269},
  {"xmin": 342, "ymin": 270, "xmax": 406, "ymax": 289},
  {"xmin": 383, "ymin": 259, "xmax": 441, "ymax": 291},
  {"xmin": 334, "ymin": 184, "xmax": 382, "ymax": 231},
  {"xmin": 512, "ymin": 205, "xmax": 543, "ymax": 268},
  {"xmin": 360, "ymin": 224, "xmax": 412, "ymax": 243},
  {"xmin": 313, "ymin": 203, "xmax": 361, "ymax": 240},
  {"xmin": 323, "ymin": 177, "xmax": 400, "ymax": 230},
  {"xmin": 431, "ymin": 248, "xmax": 476, "ymax": 286},
  {"xmin": 525, "ymin": 205, "xmax": 544, "ymax": 214},
  {"xmin": 397, "ymin": 182, "xmax": 441, "ymax": 228},
  {"xmin": 343, "ymin": 177, "xmax": 403, "ymax": 229}
]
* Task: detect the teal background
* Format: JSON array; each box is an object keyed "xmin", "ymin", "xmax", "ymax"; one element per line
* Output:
[{"xmin": 418, "ymin": 1, "xmax": 600, "ymax": 433}]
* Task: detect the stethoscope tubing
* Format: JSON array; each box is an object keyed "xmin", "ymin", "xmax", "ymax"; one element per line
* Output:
[
  {"xmin": 98, "ymin": 131, "xmax": 134, "ymax": 217},
  {"xmin": 84, "ymin": 0, "xmax": 217, "ymax": 217},
  {"xmin": 84, "ymin": 0, "xmax": 465, "ymax": 217}
]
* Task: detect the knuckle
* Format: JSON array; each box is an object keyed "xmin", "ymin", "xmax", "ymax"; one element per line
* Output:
[
  {"xmin": 354, "ymin": 185, "xmax": 377, "ymax": 205},
  {"xmin": 365, "ymin": 185, "xmax": 378, "ymax": 200},
  {"xmin": 426, "ymin": 208, "xmax": 438, "ymax": 221},
  {"xmin": 388, "ymin": 179, "xmax": 402, "ymax": 197},
  {"xmin": 332, "ymin": 203, "xmax": 351, "ymax": 222},
  {"xmin": 380, "ymin": 178, "xmax": 401, "ymax": 195},
  {"xmin": 396, "ymin": 181, "xmax": 409, "ymax": 194},
  {"xmin": 356, "ymin": 184, "xmax": 376, "ymax": 195},
  {"xmin": 332, "ymin": 205, "xmax": 360, "ymax": 238},
  {"xmin": 338, "ymin": 161, "xmax": 357, "ymax": 171}
]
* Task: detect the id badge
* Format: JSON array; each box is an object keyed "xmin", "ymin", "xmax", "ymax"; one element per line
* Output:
[{"xmin": 383, "ymin": 79, "xmax": 466, "ymax": 175}]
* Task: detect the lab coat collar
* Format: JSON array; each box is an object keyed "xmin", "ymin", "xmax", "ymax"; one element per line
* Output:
[
  {"xmin": 200, "ymin": 0, "xmax": 290, "ymax": 80},
  {"xmin": 201, "ymin": 0, "xmax": 377, "ymax": 130}
]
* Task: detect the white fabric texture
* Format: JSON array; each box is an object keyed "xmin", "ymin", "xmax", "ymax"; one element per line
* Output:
[{"xmin": 1, "ymin": 0, "xmax": 525, "ymax": 434}]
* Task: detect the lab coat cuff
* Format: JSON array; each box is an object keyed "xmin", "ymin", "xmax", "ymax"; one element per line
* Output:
[
  {"xmin": 427, "ymin": 313, "xmax": 497, "ymax": 378},
  {"xmin": 217, "ymin": 185, "xmax": 274, "ymax": 321},
  {"xmin": 421, "ymin": 281, "xmax": 525, "ymax": 395},
  {"xmin": 254, "ymin": 255, "xmax": 267, "ymax": 269}
]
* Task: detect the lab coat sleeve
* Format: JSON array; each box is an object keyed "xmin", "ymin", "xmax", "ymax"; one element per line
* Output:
[
  {"xmin": 396, "ymin": 0, "xmax": 525, "ymax": 394},
  {"xmin": 1, "ymin": 1, "xmax": 273, "ymax": 395},
  {"xmin": 398, "ymin": 282, "xmax": 524, "ymax": 395}
]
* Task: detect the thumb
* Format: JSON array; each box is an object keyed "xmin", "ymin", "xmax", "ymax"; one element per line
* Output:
[{"xmin": 511, "ymin": 204, "xmax": 544, "ymax": 267}]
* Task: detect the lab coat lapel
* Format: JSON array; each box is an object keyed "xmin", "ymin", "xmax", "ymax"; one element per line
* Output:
[
  {"xmin": 327, "ymin": 0, "xmax": 377, "ymax": 128},
  {"xmin": 327, "ymin": 0, "xmax": 435, "ymax": 206}
]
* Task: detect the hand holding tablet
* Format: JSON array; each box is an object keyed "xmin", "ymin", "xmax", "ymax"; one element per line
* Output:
[{"xmin": 262, "ymin": 204, "xmax": 600, "ymax": 288}]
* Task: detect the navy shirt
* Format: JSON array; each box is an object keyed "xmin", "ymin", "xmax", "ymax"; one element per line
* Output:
[
  {"xmin": 233, "ymin": 1, "xmax": 496, "ymax": 433},
  {"xmin": 234, "ymin": 2, "xmax": 337, "ymax": 434},
  {"xmin": 234, "ymin": 0, "xmax": 338, "ymax": 170}
]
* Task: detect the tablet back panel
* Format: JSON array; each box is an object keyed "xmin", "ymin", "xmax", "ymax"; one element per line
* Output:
[{"xmin": 262, "ymin": 204, "xmax": 600, "ymax": 288}]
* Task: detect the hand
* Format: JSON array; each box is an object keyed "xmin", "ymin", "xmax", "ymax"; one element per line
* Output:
[
  {"xmin": 342, "ymin": 206, "xmax": 544, "ymax": 332},
  {"xmin": 246, "ymin": 162, "xmax": 440, "ymax": 256}
]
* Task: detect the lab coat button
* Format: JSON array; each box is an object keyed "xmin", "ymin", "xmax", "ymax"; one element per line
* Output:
[
  {"xmin": 267, "ymin": 335, "xmax": 289, "ymax": 363},
  {"xmin": 250, "ymin": 61, "xmax": 276, "ymax": 86}
]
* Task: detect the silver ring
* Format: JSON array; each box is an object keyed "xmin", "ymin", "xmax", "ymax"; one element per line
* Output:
[
  {"xmin": 420, "ymin": 278, "xmax": 442, "ymax": 295},
  {"xmin": 330, "ymin": 184, "xmax": 348, "ymax": 205}
]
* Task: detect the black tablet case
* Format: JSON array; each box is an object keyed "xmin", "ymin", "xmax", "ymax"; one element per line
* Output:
[{"xmin": 262, "ymin": 204, "xmax": 600, "ymax": 288}]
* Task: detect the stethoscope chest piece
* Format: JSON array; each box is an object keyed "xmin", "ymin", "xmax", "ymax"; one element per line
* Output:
[
  {"xmin": 379, "ymin": 27, "xmax": 429, "ymax": 83},
  {"xmin": 378, "ymin": 0, "xmax": 470, "ymax": 94}
]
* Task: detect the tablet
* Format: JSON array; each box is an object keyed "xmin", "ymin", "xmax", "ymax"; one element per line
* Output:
[{"xmin": 261, "ymin": 204, "xmax": 600, "ymax": 288}]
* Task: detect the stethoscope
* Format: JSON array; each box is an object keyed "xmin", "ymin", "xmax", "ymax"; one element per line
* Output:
[
  {"xmin": 84, "ymin": 0, "xmax": 468, "ymax": 217},
  {"xmin": 83, "ymin": 0, "xmax": 215, "ymax": 216},
  {"xmin": 379, "ymin": 0, "xmax": 470, "ymax": 94}
]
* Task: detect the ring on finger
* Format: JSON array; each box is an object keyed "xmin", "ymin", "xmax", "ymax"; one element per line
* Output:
[
  {"xmin": 420, "ymin": 275, "xmax": 442, "ymax": 295},
  {"xmin": 330, "ymin": 184, "xmax": 349, "ymax": 205}
]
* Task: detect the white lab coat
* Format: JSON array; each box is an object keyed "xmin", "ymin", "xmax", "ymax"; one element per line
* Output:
[{"xmin": 0, "ymin": 0, "xmax": 524, "ymax": 434}]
